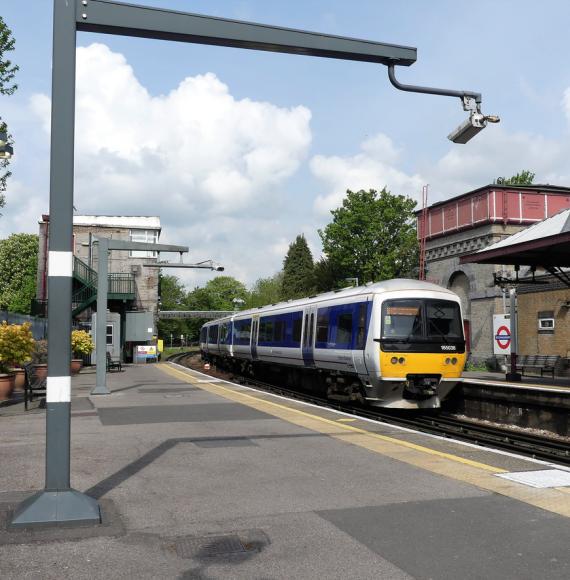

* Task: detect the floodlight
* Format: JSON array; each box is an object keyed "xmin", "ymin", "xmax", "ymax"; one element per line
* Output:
[
  {"xmin": 387, "ymin": 65, "xmax": 500, "ymax": 144},
  {"xmin": 448, "ymin": 113, "xmax": 486, "ymax": 144}
]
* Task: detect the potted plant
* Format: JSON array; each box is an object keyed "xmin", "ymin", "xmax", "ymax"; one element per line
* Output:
[
  {"xmin": 71, "ymin": 329, "xmax": 94, "ymax": 374},
  {"xmin": 0, "ymin": 322, "xmax": 35, "ymax": 395},
  {"xmin": 32, "ymin": 339, "xmax": 48, "ymax": 380}
]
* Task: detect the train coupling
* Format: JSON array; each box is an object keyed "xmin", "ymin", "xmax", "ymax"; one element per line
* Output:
[{"xmin": 403, "ymin": 375, "xmax": 441, "ymax": 399}]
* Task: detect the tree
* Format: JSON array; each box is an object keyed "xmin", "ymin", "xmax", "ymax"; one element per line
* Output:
[
  {"xmin": 247, "ymin": 272, "xmax": 284, "ymax": 308},
  {"xmin": 184, "ymin": 276, "xmax": 248, "ymax": 340},
  {"xmin": 318, "ymin": 188, "xmax": 418, "ymax": 285},
  {"xmin": 313, "ymin": 257, "xmax": 345, "ymax": 292},
  {"xmin": 0, "ymin": 16, "xmax": 19, "ymax": 207},
  {"xmin": 281, "ymin": 234, "xmax": 315, "ymax": 300},
  {"xmin": 157, "ymin": 274, "xmax": 191, "ymax": 341},
  {"xmin": 495, "ymin": 170, "xmax": 535, "ymax": 186},
  {"xmin": 0, "ymin": 234, "xmax": 39, "ymax": 314}
]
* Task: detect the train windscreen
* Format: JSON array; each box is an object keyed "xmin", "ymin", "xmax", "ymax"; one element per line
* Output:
[{"xmin": 381, "ymin": 299, "xmax": 464, "ymax": 351}]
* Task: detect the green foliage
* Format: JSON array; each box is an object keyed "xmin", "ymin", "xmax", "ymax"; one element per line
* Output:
[
  {"xmin": 281, "ymin": 234, "xmax": 315, "ymax": 300},
  {"xmin": 0, "ymin": 321, "xmax": 35, "ymax": 371},
  {"xmin": 495, "ymin": 170, "xmax": 535, "ymax": 186},
  {"xmin": 0, "ymin": 233, "xmax": 39, "ymax": 314},
  {"xmin": 313, "ymin": 258, "xmax": 347, "ymax": 292},
  {"xmin": 32, "ymin": 339, "xmax": 47, "ymax": 365},
  {"xmin": 247, "ymin": 272, "xmax": 284, "ymax": 308},
  {"xmin": 0, "ymin": 16, "xmax": 19, "ymax": 205},
  {"xmin": 181, "ymin": 276, "xmax": 248, "ymax": 341},
  {"xmin": 157, "ymin": 274, "xmax": 190, "ymax": 339},
  {"xmin": 71, "ymin": 329, "xmax": 94, "ymax": 356},
  {"xmin": 318, "ymin": 188, "xmax": 419, "ymax": 286}
]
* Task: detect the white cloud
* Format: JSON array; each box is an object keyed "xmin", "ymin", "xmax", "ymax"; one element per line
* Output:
[
  {"xmin": 423, "ymin": 127, "xmax": 570, "ymax": 202},
  {"xmin": 30, "ymin": 44, "xmax": 312, "ymax": 221},
  {"xmin": 310, "ymin": 133, "xmax": 424, "ymax": 215}
]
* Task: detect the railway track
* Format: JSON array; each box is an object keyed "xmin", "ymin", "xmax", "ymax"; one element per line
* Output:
[{"xmin": 169, "ymin": 352, "xmax": 570, "ymax": 468}]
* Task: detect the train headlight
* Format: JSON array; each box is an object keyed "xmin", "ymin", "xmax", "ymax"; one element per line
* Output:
[
  {"xmin": 398, "ymin": 357, "xmax": 405, "ymax": 364},
  {"xmin": 445, "ymin": 358, "xmax": 451, "ymax": 365},
  {"xmin": 451, "ymin": 357, "xmax": 458, "ymax": 365},
  {"xmin": 391, "ymin": 357, "xmax": 398, "ymax": 364}
]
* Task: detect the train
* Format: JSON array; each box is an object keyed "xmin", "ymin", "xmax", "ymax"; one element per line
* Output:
[{"xmin": 199, "ymin": 279, "xmax": 466, "ymax": 409}]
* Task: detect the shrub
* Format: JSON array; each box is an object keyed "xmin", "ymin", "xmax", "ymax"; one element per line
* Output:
[
  {"xmin": 32, "ymin": 339, "xmax": 48, "ymax": 365},
  {"xmin": 71, "ymin": 329, "xmax": 94, "ymax": 357},
  {"xmin": 0, "ymin": 321, "xmax": 35, "ymax": 372}
]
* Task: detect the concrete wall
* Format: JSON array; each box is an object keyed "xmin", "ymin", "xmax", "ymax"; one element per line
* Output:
[
  {"xmin": 73, "ymin": 225, "xmax": 159, "ymax": 316},
  {"xmin": 37, "ymin": 219, "xmax": 160, "ymax": 317}
]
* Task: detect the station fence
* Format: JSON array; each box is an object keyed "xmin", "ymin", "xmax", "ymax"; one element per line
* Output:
[{"xmin": 0, "ymin": 310, "xmax": 48, "ymax": 340}]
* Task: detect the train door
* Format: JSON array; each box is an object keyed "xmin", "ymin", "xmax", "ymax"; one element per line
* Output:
[
  {"xmin": 302, "ymin": 306, "xmax": 316, "ymax": 367},
  {"xmin": 352, "ymin": 301, "xmax": 370, "ymax": 375},
  {"xmin": 251, "ymin": 316, "xmax": 259, "ymax": 361}
]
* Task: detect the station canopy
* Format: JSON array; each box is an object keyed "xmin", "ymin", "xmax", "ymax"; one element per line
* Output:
[{"xmin": 460, "ymin": 208, "xmax": 570, "ymax": 285}]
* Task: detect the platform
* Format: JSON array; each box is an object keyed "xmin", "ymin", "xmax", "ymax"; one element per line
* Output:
[{"xmin": 1, "ymin": 362, "xmax": 569, "ymax": 579}]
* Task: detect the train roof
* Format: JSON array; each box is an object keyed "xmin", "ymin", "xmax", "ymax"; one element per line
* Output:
[{"xmin": 203, "ymin": 279, "xmax": 456, "ymax": 325}]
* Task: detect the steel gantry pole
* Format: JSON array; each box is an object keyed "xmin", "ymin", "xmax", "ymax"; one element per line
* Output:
[
  {"xmin": 91, "ymin": 239, "xmax": 189, "ymax": 396},
  {"xmin": 12, "ymin": 0, "xmax": 100, "ymax": 526}
]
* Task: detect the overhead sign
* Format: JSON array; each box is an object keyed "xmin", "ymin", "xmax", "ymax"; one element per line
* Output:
[{"xmin": 493, "ymin": 315, "xmax": 511, "ymax": 355}]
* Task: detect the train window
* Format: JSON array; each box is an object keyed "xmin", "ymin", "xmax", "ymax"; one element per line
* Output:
[
  {"xmin": 234, "ymin": 319, "xmax": 251, "ymax": 345},
  {"xmin": 273, "ymin": 320, "xmax": 285, "ymax": 342},
  {"xmin": 335, "ymin": 312, "xmax": 353, "ymax": 347},
  {"xmin": 292, "ymin": 315, "xmax": 303, "ymax": 344},
  {"xmin": 309, "ymin": 313, "xmax": 314, "ymax": 345},
  {"xmin": 208, "ymin": 325, "xmax": 219, "ymax": 344},
  {"xmin": 219, "ymin": 323, "xmax": 231, "ymax": 345},
  {"xmin": 316, "ymin": 310, "xmax": 329, "ymax": 343},
  {"xmin": 259, "ymin": 320, "xmax": 273, "ymax": 343},
  {"xmin": 356, "ymin": 303, "xmax": 368, "ymax": 349},
  {"xmin": 303, "ymin": 314, "xmax": 309, "ymax": 347},
  {"xmin": 426, "ymin": 301, "xmax": 462, "ymax": 338},
  {"xmin": 382, "ymin": 300, "xmax": 423, "ymax": 338}
]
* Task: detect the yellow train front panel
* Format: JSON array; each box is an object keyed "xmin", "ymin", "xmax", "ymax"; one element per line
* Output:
[{"xmin": 379, "ymin": 351, "xmax": 466, "ymax": 380}]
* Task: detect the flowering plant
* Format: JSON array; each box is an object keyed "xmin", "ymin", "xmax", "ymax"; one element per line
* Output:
[
  {"xmin": 71, "ymin": 329, "xmax": 94, "ymax": 357},
  {"xmin": 0, "ymin": 321, "xmax": 35, "ymax": 372}
]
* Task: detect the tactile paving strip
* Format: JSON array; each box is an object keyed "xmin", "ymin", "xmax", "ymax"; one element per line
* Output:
[{"xmin": 497, "ymin": 469, "xmax": 570, "ymax": 488}]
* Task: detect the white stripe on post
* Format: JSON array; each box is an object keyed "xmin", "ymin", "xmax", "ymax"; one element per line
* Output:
[
  {"xmin": 48, "ymin": 251, "xmax": 73, "ymax": 277},
  {"xmin": 46, "ymin": 376, "xmax": 71, "ymax": 403}
]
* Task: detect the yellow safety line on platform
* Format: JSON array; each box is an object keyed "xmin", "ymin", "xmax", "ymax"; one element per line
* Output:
[{"xmin": 159, "ymin": 364, "xmax": 570, "ymax": 518}]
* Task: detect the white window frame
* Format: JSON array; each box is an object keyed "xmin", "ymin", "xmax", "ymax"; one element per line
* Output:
[
  {"xmin": 129, "ymin": 229, "xmax": 159, "ymax": 258},
  {"xmin": 106, "ymin": 324, "xmax": 114, "ymax": 346},
  {"xmin": 537, "ymin": 318, "xmax": 555, "ymax": 331}
]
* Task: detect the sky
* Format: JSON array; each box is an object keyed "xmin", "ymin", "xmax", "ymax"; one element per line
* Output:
[{"xmin": 2, "ymin": 0, "xmax": 570, "ymax": 289}]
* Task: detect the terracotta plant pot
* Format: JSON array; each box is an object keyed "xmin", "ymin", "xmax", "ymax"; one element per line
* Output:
[
  {"xmin": 70, "ymin": 359, "xmax": 83, "ymax": 375},
  {"xmin": 33, "ymin": 364, "xmax": 48, "ymax": 381},
  {"xmin": 10, "ymin": 368, "xmax": 25, "ymax": 392},
  {"xmin": 0, "ymin": 373, "xmax": 15, "ymax": 401}
]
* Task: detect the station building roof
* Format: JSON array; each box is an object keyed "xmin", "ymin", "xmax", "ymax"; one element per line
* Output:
[
  {"xmin": 460, "ymin": 208, "xmax": 570, "ymax": 284},
  {"xmin": 41, "ymin": 214, "xmax": 161, "ymax": 230}
]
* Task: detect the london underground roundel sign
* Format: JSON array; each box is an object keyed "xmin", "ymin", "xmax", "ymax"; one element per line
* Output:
[{"xmin": 495, "ymin": 325, "xmax": 511, "ymax": 350}]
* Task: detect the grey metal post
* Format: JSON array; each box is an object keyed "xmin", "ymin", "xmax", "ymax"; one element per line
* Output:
[
  {"xmin": 90, "ymin": 238, "xmax": 189, "ymax": 395},
  {"xmin": 92, "ymin": 237, "xmax": 110, "ymax": 395},
  {"xmin": 11, "ymin": 0, "xmax": 101, "ymax": 526},
  {"xmin": 506, "ymin": 287, "xmax": 521, "ymax": 382}
]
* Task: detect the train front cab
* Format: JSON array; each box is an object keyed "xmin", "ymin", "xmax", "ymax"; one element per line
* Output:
[{"xmin": 370, "ymin": 293, "xmax": 466, "ymax": 409}]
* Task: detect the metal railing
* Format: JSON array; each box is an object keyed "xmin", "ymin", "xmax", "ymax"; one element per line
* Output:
[
  {"xmin": 73, "ymin": 256, "xmax": 97, "ymax": 287},
  {"xmin": 109, "ymin": 273, "xmax": 135, "ymax": 296}
]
